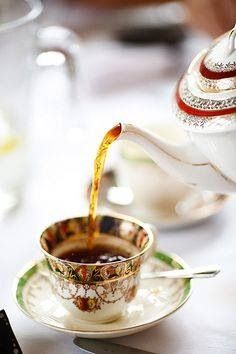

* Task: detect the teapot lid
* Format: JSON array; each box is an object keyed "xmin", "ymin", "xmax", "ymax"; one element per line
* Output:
[{"xmin": 175, "ymin": 26, "xmax": 236, "ymax": 133}]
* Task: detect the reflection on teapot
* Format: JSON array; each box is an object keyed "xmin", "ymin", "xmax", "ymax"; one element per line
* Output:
[{"xmin": 119, "ymin": 26, "xmax": 236, "ymax": 194}]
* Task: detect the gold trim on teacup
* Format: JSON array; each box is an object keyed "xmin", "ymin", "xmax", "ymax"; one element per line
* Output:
[
  {"xmin": 47, "ymin": 266, "xmax": 141, "ymax": 285},
  {"xmin": 39, "ymin": 212, "xmax": 154, "ymax": 268}
]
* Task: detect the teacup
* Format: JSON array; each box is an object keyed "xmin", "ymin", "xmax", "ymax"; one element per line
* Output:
[{"xmin": 40, "ymin": 213, "xmax": 154, "ymax": 323}]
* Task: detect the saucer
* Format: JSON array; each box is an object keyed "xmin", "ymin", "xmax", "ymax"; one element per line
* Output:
[
  {"xmin": 88, "ymin": 171, "xmax": 229, "ymax": 230},
  {"xmin": 125, "ymin": 193, "xmax": 229, "ymax": 230},
  {"xmin": 14, "ymin": 251, "xmax": 192, "ymax": 339},
  {"xmin": 101, "ymin": 193, "xmax": 229, "ymax": 230}
]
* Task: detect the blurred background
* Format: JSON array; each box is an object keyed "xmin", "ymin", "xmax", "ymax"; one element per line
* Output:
[
  {"xmin": 0, "ymin": 0, "xmax": 235, "ymax": 228},
  {"xmin": 1, "ymin": 1, "xmax": 236, "ymax": 352}
]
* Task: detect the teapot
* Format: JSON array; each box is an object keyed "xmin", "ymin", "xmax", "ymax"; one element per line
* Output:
[{"xmin": 119, "ymin": 26, "xmax": 236, "ymax": 193}]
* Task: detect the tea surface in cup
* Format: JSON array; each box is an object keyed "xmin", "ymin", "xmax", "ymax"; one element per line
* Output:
[{"xmin": 58, "ymin": 243, "xmax": 130, "ymax": 264}]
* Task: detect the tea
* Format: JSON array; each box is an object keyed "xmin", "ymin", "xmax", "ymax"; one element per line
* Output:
[
  {"xmin": 59, "ymin": 245, "xmax": 129, "ymax": 264},
  {"xmin": 88, "ymin": 124, "xmax": 122, "ymax": 247}
]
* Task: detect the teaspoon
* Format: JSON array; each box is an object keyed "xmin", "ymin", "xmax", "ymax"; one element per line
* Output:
[{"xmin": 141, "ymin": 265, "xmax": 220, "ymax": 280}]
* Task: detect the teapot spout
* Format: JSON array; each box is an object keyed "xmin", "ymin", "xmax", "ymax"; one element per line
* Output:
[{"xmin": 119, "ymin": 123, "xmax": 236, "ymax": 193}]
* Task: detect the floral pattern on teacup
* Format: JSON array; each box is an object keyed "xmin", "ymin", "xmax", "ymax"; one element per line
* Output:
[
  {"xmin": 46, "ymin": 255, "xmax": 142, "ymax": 283},
  {"xmin": 51, "ymin": 271, "xmax": 139, "ymax": 313}
]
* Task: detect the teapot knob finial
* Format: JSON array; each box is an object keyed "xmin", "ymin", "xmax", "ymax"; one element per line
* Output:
[{"xmin": 227, "ymin": 24, "xmax": 236, "ymax": 56}]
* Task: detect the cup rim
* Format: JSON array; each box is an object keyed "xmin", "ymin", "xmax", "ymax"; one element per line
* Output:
[
  {"xmin": 39, "ymin": 212, "xmax": 154, "ymax": 267},
  {"xmin": 0, "ymin": 0, "xmax": 43, "ymax": 33}
]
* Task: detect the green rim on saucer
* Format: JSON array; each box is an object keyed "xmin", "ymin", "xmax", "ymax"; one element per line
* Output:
[{"xmin": 14, "ymin": 251, "xmax": 192, "ymax": 339}]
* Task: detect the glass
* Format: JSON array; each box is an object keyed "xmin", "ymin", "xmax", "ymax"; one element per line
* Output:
[{"xmin": 0, "ymin": 0, "xmax": 79, "ymax": 216}]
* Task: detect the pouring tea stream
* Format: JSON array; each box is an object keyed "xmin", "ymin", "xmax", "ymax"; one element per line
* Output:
[{"xmin": 87, "ymin": 27, "xmax": 236, "ymax": 245}]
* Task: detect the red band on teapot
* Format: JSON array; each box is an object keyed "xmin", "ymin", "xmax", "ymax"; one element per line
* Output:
[
  {"xmin": 200, "ymin": 58, "xmax": 236, "ymax": 80},
  {"xmin": 176, "ymin": 86, "xmax": 236, "ymax": 118}
]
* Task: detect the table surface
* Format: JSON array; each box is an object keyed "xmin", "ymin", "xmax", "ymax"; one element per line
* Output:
[{"xmin": 1, "ymin": 2, "xmax": 236, "ymax": 354}]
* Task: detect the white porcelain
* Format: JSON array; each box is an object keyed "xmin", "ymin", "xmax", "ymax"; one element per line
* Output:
[
  {"xmin": 119, "ymin": 124, "xmax": 194, "ymax": 213},
  {"xmin": 14, "ymin": 251, "xmax": 192, "ymax": 339},
  {"xmin": 119, "ymin": 27, "xmax": 236, "ymax": 193}
]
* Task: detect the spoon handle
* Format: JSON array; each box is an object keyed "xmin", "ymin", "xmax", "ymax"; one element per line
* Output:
[{"xmin": 141, "ymin": 265, "xmax": 220, "ymax": 280}]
